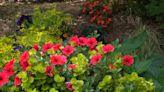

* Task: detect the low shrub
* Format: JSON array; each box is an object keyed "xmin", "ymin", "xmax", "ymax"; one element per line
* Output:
[
  {"xmin": 81, "ymin": 0, "xmax": 112, "ymax": 28},
  {"xmin": 0, "ymin": 36, "xmax": 154, "ymax": 92},
  {"xmin": 0, "ymin": 36, "xmax": 20, "ymax": 67},
  {"xmin": 17, "ymin": 7, "xmax": 72, "ymax": 36}
]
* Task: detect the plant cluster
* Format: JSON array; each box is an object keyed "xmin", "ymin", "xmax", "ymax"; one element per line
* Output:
[
  {"xmin": 81, "ymin": 0, "xmax": 112, "ymax": 28},
  {"xmin": 0, "ymin": 36, "xmax": 154, "ymax": 92}
]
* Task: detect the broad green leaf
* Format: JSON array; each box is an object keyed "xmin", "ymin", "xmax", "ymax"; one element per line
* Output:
[{"xmin": 120, "ymin": 31, "xmax": 147, "ymax": 53}]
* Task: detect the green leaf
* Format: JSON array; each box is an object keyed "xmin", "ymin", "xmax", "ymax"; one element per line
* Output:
[
  {"xmin": 120, "ymin": 31, "xmax": 147, "ymax": 53},
  {"xmin": 49, "ymin": 88, "xmax": 58, "ymax": 92},
  {"xmin": 135, "ymin": 58, "xmax": 152, "ymax": 74}
]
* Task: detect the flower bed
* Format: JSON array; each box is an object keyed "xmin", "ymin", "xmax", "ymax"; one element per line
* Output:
[{"xmin": 0, "ymin": 36, "xmax": 154, "ymax": 91}]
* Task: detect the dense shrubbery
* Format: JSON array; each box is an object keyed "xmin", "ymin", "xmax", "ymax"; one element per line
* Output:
[{"xmin": 0, "ymin": 36, "xmax": 154, "ymax": 92}]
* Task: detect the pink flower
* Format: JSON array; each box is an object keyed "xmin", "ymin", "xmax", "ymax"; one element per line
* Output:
[
  {"xmin": 65, "ymin": 82, "xmax": 74, "ymax": 91},
  {"xmin": 53, "ymin": 44, "xmax": 62, "ymax": 52},
  {"xmin": 68, "ymin": 64, "xmax": 77, "ymax": 69},
  {"xmin": 91, "ymin": 54, "xmax": 102, "ymax": 65},
  {"xmin": 78, "ymin": 37, "xmax": 87, "ymax": 46},
  {"xmin": 123, "ymin": 55, "xmax": 134, "ymax": 66},
  {"xmin": 50, "ymin": 55, "xmax": 67, "ymax": 65},
  {"xmin": 102, "ymin": 44, "xmax": 114, "ymax": 53},
  {"xmin": 58, "ymin": 55, "xmax": 67, "ymax": 65},
  {"xmin": 32, "ymin": 44, "xmax": 39, "ymax": 51},
  {"xmin": 69, "ymin": 35, "xmax": 79, "ymax": 45},
  {"xmin": 0, "ymin": 72, "xmax": 8, "ymax": 87},
  {"xmin": 62, "ymin": 46, "xmax": 74, "ymax": 56},
  {"xmin": 45, "ymin": 66, "xmax": 53, "ymax": 77},
  {"xmin": 42, "ymin": 43, "xmax": 53, "ymax": 52},
  {"xmin": 14, "ymin": 75, "xmax": 21, "ymax": 86},
  {"xmin": 86, "ymin": 38, "xmax": 97, "ymax": 48}
]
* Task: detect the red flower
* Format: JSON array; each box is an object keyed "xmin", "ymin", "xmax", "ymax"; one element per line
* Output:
[
  {"xmin": 104, "ymin": 5, "xmax": 109, "ymax": 10},
  {"xmin": 89, "ymin": 4, "xmax": 93, "ymax": 9},
  {"xmin": 78, "ymin": 37, "xmax": 87, "ymax": 46},
  {"xmin": 86, "ymin": 38, "xmax": 97, "ymax": 48},
  {"xmin": 20, "ymin": 50, "xmax": 29, "ymax": 62},
  {"xmin": 32, "ymin": 44, "xmax": 39, "ymax": 51},
  {"xmin": 89, "ymin": 10, "xmax": 94, "ymax": 14},
  {"xmin": 3, "ymin": 59, "xmax": 15, "ymax": 68},
  {"xmin": 101, "ymin": 20, "xmax": 105, "ymax": 25},
  {"xmin": 123, "ymin": 55, "xmax": 134, "ymax": 66},
  {"xmin": 45, "ymin": 66, "xmax": 53, "ymax": 77},
  {"xmin": 68, "ymin": 64, "xmax": 77, "ymax": 69},
  {"xmin": 102, "ymin": 44, "xmax": 114, "ymax": 53},
  {"xmin": 90, "ymin": 48, "xmax": 98, "ymax": 52},
  {"xmin": 99, "ymin": 15, "xmax": 103, "ymax": 18},
  {"xmin": 91, "ymin": 54, "xmax": 102, "ymax": 65},
  {"xmin": 0, "ymin": 72, "xmax": 8, "ymax": 87},
  {"xmin": 108, "ymin": 11, "xmax": 112, "ymax": 15},
  {"xmin": 50, "ymin": 55, "xmax": 67, "ymax": 65},
  {"xmin": 84, "ymin": 2, "xmax": 89, "ymax": 6},
  {"xmin": 20, "ymin": 61, "xmax": 30, "ymax": 71},
  {"xmin": 82, "ymin": 7, "xmax": 87, "ymax": 13},
  {"xmin": 65, "ymin": 82, "xmax": 74, "ymax": 91},
  {"xmin": 108, "ymin": 18, "xmax": 112, "ymax": 22},
  {"xmin": 42, "ymin": 43, "xmax": 53, "ymax": 52},
  {"xmin": 14, "ymin": 75, "xmax": 21, "ymax": 86},
  {"xmin": 62, "ymin": 46, "xmax": 74, "ymax": 56},
  {"xmin": 20, "ymin": 51, "xmax": 30, "ymax": 71},
  {"xmin": 69, "ymin": 35, "xmax": 79, "ymax": 45},
  {"xmin": 97, "ymin": 20, "xmax": 101, "ymax": 24},
  {"xmin": 2, "ymin": 66, "xmax": 14, "ymax": 77},
  {"xmin": 53, "ymin": 44, "xmax": 62, "ymax": 52}
]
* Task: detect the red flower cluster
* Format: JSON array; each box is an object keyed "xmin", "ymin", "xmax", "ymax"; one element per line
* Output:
[
  {"xmin": 0, "ymin": 59, "xmax": 19, "ymax": 87},
  {"xmin": 69, "ymin": 35, "xmax": 97, "ymax": 48},
  {"xmin": 82, "ymin": 0, "xmax": 112, "ymax": 27}
]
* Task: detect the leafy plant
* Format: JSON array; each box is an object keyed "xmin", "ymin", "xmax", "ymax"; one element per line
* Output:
[
  {"xmin": 21, "ymin": 7, "xmax": 72, "ymax": 36},
  {"xmin": 81, "ymin": 0, "xmax": 112, "ymax": 28},
  {"xmin": 0, "ymin": 36, "xmax": 20, "ymax": 67}
]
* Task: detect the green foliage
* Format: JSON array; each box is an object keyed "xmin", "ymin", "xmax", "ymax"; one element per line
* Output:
[
  {"xmin": 120, "ymin": 31, "xmax": 147, "ymax": 54},
  {"xmin": 128, "ymin": 0, "xmax": 164, "ymax": 22},
  {"xmin": 23, "ymin": 7, "xmax": 72, "ymax": 36},
  {"xmin": 0, "ymin": 36, "xmax": 20, "ymax": 67},
  {"xmin": 16, "ymin": 31, "xmax": 62, "ymax": 47},
  {"xmin": 115, "ymin": 72, "xmax": 154, "ymax": 92}
]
